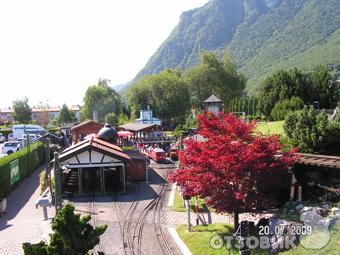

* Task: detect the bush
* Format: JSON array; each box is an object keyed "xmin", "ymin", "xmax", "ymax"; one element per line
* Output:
[
  {"xmin": 23, "ymin": 242, "xmax": 47, "ymax": 255},
  {"xmin": 39, "ymin": 170, "xmax": 47, "ymax": 195},
  {"xmin": 23, "ymin": 204, "xmax": 107, "ymax": 255},
  {"xmin": 0, "ymin": 142, "xmax": 46, "ymax": 197},
  {"xmin": 283, "ymin": 106, "xmax": 336, "ymax": 153},
  {"xmin": 270, "ymin": 97, "xmax": 304, "ymax": 121},
  {"xmin": 122, "ymin": 146, "xmax": 136, "ymax": 151}
]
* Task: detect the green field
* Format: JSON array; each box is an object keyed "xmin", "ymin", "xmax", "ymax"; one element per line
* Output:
[
  {"xmin": 256, "ymin": 121, "xmax": 285, "ymax": 136},
  {"xmin": 177, "ymin": 220, "xmax": 340, "ymax": 255}
]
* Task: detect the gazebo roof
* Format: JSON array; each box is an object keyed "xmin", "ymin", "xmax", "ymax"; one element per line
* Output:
[{"xmin": 204, "ymin": 95, "xmax": 222, "ymax": 103}]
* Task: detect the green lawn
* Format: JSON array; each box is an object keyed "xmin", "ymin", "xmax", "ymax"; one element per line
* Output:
[
  {"xmin": 256, "ymin": 121, "xmax": 284, "ymax": 136},
  {"xmin": 172, "ymin": 191, "xmax": 209, "ymax": 213},
  {"xmin": 177, "ymin": 221, "xmax": 340, "ymax": 255},
  {"xmin": 177, "ymin": 224, "xmax": 266, "ymax": 255},
  {"xmin": 280, "ymin": 220, "xmax": 340, "ymax": 255}
]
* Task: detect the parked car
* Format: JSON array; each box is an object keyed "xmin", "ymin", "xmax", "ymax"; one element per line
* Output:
[
  {"xmin": 2, "ymin": 141, "xmax": 21, "ymax": 155},
  {"xmin": 21, "ymin": 133, "xmax": 40, "ymax": 141},
  {"xmin": 0, "ymin": 133, "xmax": 5, "ymax": 143},
  {"xmin": 12, "ymin": 124, "xmax": 45, "ymax": 140}
]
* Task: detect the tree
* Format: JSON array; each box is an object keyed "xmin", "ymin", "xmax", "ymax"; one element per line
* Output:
[
  {"xmin": 308, "ymin": 65, "xmax": 338, "ymax": 109},
  {"xmin": 12, "ymin": 97, "xmax": 32, "ymax": 124},
  {"xmin": 127, "ymin": 69, "xmax": 190, "ymax": 124},
  {"xmin": 184, "ymin": 51, "xmax": 246, "ymax": 108},
  {"xmin": 56, "ymin": 104, "xmax": 75, "ymax": 125},
  {"xmin": 81, "ymin": 78, "xmax": 123, "ymax": 122},
  {"xmin": 22, "ymin": 204, "xmax": 107, "ymax": 255},
  {"xmin": 170, "ymin": 112, "xmax": 297, "ymax": 230},
  {"xmin": 257, "ymin": 68, "xmax": 309, "ymax": 118},
  {"xmin": 270, "ymin": 97, "xmax": 304, "ymax": 121},
  {"xmin": 105, "ymin": 112, "xmax": 118, "ymax": 126}
]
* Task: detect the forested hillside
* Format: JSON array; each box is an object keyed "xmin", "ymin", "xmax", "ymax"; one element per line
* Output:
[{"xmin": 135, "ymin": 0, "xmax": 340, "ymax": 93}]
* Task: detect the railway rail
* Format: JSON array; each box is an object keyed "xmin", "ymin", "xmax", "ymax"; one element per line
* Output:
[
  {"xmin": 88, "ymin": 194, "xmax": 104, "ymax": 255},
  {"xmin": 153, "ymin": 171, "xmax": 175, "ymax": 255},
  {"xmin": 114, "ymin": 162, "xmax": 176, "ymax": 255}
]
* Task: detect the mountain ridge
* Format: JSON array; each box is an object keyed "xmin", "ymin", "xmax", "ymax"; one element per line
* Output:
[{"xmin": 132, "ymin": 0, "xmax": 340, "ymax": 93}]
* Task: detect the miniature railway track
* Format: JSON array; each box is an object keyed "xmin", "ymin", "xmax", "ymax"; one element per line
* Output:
[
  {"xmin": 153, "ymin": 169, "xmax": 175, "ymax": 255},
  {"xmin": 154, "ymin": 183, "xmax": 173, "ymax": 255},
  {"xmin": 114, "ymin": 184, "xmax": 141, "ymax": 255},
  {"xmin": 114, "ymin": 162, "xmax": 176, "ymax": 255},
  {"xmin": 89, "ymin": 194, "xmax": 104, "ymax": 255}
]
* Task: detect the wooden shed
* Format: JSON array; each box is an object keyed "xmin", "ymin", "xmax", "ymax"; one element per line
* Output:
[
  {"xmin": 124, "ymin": 150, "xmax": 149, "ymax": 181},
  {"xmin": 70, "ymin": 120, "xmax": 103, "ymax": 142}
]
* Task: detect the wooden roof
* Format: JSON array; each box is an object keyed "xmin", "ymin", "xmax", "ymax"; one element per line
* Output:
[
  {"xmin": 204, "ymin": 95, "xmax": 222, "ymax": 103},
  {"xmin": 118, "ymin": 123, "xmax": 158, "ymax": 132},
  {"xmin": 59, "ymin": 137, "xmax": 130, "ymax": 163},
  {"xmin": 70, "ymin": 120, "xmax": 103, "ymax": 131},
  {"xmin": 124, "ymin": 150, "xmax": 149, "ymax": 161},
  {"xmin": 296, "ymin": 153, "xmax": 340, "ymax": 169}
]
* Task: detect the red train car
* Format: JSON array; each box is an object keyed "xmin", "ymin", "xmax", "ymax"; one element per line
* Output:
[{"xmin": 149, "ymin": 147, "xmax": 166, "ymax": 162}]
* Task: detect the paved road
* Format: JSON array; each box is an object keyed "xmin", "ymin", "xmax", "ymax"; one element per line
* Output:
[{"xmin": 0, "ymin": 164, "xmax": 54, "ymax": 255}]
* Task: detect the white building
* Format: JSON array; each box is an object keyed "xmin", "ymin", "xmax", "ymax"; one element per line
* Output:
[{"xmin": 134, "ymin": 107, "xmax": 161, "ymax": 126}]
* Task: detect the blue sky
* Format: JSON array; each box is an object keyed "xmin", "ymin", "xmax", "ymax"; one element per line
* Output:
[{"xmin": 0, "ymin": 0, "xmax": 209, "ymax": 108}]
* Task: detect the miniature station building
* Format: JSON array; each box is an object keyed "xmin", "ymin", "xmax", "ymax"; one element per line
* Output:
[
  {"xmin": 70, "ymin": 120, "xmax": 103, "ymax": 142},
  {"xmin": 58, "ymin": 123, "xmax": 148, "ymax": 196},
  {"xmin": 204, "ymin": 94, "xmax": 223, "ymax": 115},
  {"xmin": 135, "ymin": 106, "xmax": 161, "ymax": 125}
]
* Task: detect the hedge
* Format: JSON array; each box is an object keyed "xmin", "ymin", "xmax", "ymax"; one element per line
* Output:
[
  {"xmin": 0, "ymin": 142, "xmax": 46, "ymax": 197},
  {"xmin": 0, "ymin": 129, "xmax": 12, "ymax": 139}
]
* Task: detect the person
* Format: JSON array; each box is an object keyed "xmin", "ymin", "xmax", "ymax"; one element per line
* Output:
[{"xmin": 242, "ymin": 112, "xmax": 247, "ymax": 124}]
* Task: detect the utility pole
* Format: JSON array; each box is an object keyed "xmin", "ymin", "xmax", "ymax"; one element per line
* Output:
[
  {"xmin": 46, "ymin": 138, "xmax": 51, "ymax": 192},
  {"xmin": 53, "ymin": 151, "xmax": 62, "ymax": 213},
  {"xmin": 184, "ymin": 195, "xmax": 191, "ymax": 232}
]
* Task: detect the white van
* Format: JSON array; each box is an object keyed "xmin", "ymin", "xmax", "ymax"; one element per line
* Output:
[{"xmin": 12, "ymin": 125, "xmax": 45, "ymax": 140}]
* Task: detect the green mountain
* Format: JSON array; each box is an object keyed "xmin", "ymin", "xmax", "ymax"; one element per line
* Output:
[{"xmin": 135, "ymin": 0, "xmax": 340, "ymax": 93}]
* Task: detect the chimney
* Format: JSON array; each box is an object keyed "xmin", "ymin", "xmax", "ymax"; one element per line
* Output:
[{"xmin": 93, "ymin": 110, "xmax": 99, "ymax": 122}]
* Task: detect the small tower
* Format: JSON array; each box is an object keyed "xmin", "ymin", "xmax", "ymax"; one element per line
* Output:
[{"xmin": 204, "ymin": 95, "xmax": 223, "ymax": 115}]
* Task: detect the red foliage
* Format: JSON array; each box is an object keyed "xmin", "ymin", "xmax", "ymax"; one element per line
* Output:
[{"xmin": 170, "ymin": 111, "xmax": 299, "ymax": 214}]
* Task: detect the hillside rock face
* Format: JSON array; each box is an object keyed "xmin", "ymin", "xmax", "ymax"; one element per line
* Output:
[{"xmin": 135, "ymin": 0, "xmax": 340, "ymax": 92}]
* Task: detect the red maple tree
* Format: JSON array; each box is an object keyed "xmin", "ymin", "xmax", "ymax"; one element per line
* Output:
[{"xmin": 170, "ymin": 111, "xmax": 298, "ymax": 229}]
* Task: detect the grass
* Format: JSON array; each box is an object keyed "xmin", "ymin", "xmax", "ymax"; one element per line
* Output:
[
  {"xmin": 256, "ymin": 121, "xmax": 285, "ymax": 136},
  {"xmin": 172, "ymin": 191, "xmax": 209, "ymax": 213},
  {"xmin": 176, "ymin": 220, "xmax": 340, "ymax": 255},
  {"xmin": 280, "ymin": 220, "xmax": 340, "ymax": 255},
  {"xmin": 177, "ymin": 224, "xmax": 267, "ymax": 255}
]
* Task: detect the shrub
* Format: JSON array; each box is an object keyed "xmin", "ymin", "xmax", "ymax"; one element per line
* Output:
[
  {"xmin": 283, "ymin": 106, "xmax": 334, "ymax": 153},
  {"xmin": 22, "ymin": 204, "xmax": 107, "ymax": 255},
  {"xmin": 0, "ymin": 142, "xmax": 46, "ymax": 197}
]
